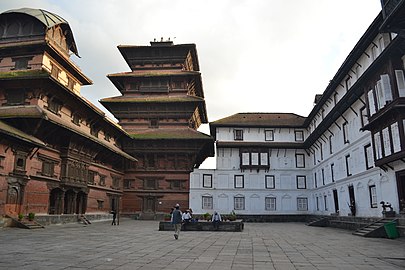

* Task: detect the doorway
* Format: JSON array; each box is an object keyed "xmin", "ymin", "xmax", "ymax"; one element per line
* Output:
[
  {"xmin": 348, "ymin": 184, "xmax": 356, "ymax": 216},
  {"xmin": 143, "ymin": 197, "xmax": 156, "ymax": 213},
  {"xmin": 333, "ymin": 189, "xmax": 339, "ymax": 213},
  {"xmin": 396, "ymin": 170, "xmax": 405, "ymax": 212}
]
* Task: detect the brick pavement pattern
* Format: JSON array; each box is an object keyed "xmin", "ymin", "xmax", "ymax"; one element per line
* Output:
[{"xmin": 0, "ymin": 220, "xmax": 404, "ymax": 270}]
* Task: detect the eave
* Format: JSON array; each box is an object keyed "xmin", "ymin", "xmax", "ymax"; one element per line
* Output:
[{"xmin": 0, "ymin": 120, "xmax": 45, "ymax": 147}]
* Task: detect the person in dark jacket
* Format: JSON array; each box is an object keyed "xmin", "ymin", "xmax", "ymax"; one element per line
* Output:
[
  {"xmin": 111, "ymin": 210, "xmax": 117, "ymax": 225},
  {"xmin": 171, "ymin": 204, "xmax": 182, "ymax": 239}
]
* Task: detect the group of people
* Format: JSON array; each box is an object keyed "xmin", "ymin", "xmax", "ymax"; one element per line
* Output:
[{"xmin": 170, "ymin": 204, "xmax": 223, "ymax": 239}]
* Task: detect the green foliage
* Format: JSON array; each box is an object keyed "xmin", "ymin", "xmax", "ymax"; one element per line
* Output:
[
  {"xmin": 28, "ymin": 212, "xmax": 35, "ymax": 220},
  {"xmin": 18, "ymin": 213, "xmax": 24, "ymax": 220}
]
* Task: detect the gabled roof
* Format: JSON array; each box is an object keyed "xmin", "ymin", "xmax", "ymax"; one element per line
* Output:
[{"xmin": 2, "ymin": 8, "xmax": 79, "ymax": 56}]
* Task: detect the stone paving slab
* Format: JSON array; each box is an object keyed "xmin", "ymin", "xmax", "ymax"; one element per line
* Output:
[{"xmin": 0, "ymin": 219, "xmax": 404, "ymax": 269}]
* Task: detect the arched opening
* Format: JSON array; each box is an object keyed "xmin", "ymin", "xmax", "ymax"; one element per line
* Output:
[
  {"xmin": 64, "ymin": 189, "xmax": 76, "ymax": 214},
  {"xmin": 75, "ymin": 191, "xmax": 87, "ymax": 215}
]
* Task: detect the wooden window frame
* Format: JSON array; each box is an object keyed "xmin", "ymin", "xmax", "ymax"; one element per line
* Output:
[
  {"xmin": 265, "ymin": 197, "xmax": 276, "ymax": 211},
  {"xmin": 264, "ymin": 130, "xmax": 274, "ymax": 141},
  {"xmin": 234, "ymin": 175, "xmax": 244, "ymax": 188},
  {"xmin": 265, "ymin": 175, "xmax": 275, "ymax": 189},
  {"xmin": 203, "ymin": 174, "xmax": 213, "ymax": 188}
]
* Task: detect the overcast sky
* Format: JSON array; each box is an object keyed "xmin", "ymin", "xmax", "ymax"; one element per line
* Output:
[{"xmin": 1, "ymin": 1, "xmax": 382, "ymax": 168}]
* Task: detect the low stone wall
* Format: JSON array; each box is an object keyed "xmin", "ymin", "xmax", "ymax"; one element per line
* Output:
[
  {"xmin": 159, "ymin": 220, "xmax": 244, "ymax": 232},
  {"xmin": 34, "ymin": 213, "xmax": 112, "ymax": 226}
]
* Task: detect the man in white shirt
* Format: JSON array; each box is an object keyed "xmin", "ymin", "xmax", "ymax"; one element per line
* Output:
[{"xmin": 211, "ymin": 211, "xmax": 221, "ymax": 230}]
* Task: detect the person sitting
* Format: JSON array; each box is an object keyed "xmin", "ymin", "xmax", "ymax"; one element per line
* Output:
[
  {"xmin": 182, "ymin": 210, "xmax": 192, "ymax": 230},
  {"xmin": 211, "ymin": 211, "xmax": 222, "ymax": 230}
]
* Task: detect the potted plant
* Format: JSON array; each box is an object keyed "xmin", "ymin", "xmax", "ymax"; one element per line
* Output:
[
  {"xmin": 203, "ymin": 212, "xmax": 211, "ymax": 221},
  {"xmin": 17, "ymin": 213, "xmax": 23, "ymax": 221},
  {"xmin": 164, "ymin": 214, "xmax": 171, "ymax": 221},
  {"xmin": 229, "ymin": 211, "xmax": 236, "ymax": 221},
  {"xmin": 28, "ymin": 212, "xmax": 35, "ymax": 221}
]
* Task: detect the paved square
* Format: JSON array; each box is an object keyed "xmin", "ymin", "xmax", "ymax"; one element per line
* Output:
[{"xmin": 0, "ymin": 220, "xmax": 404, "ymax": 269}]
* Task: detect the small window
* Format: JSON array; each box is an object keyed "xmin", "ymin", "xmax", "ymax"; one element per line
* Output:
[
  {"xmin": 295, "ymin": 130, "xmax": 304, "ymax": 141},
  {"xmin": 265, "ymin": 175, "xmax": 275, "ymax": 189},
  {"xmin": 345, "ymin": 154, "xmax": 351, "ymax": 176},
  {"xmin": 112, "ymin": 177, "xmax": 120, "ymax": 189},
  {"xmin": 234, "ymin": 129, "xmax": 243, "ymax": 141},
  {"xmin": 321, "ymin": 169, "xmax": 325, "ymax": 185},
  {"xmin": 202, "ymin": 196, "xmax": 213, "ymax": 209},
  {"xmin": 324, "ymin": 195, "xmax": 328, "ymax": 211},
  {"xmin": 369, "ymin": 185, "xmax": 378, "ymax": 208},
  {"xmin": 265, "ymin": 197, "xmax": 276, "ymax": 211},
  {"xmin": 13, "ymin": 57, "xmax": 31, "ymax": 70},
  {"xmin": 87, "ymin": 171, "xmax": 95, "ymax": 185},
  {"xmin": 343, "ymin": 122, "xmax": 349, "ymax": 144},
  {"xmin": 124, "ymin": 179, "xmax": 133, "ymax": 189},
  {"xmin": 331, "ymin": 163, "xmax": 335, "ymax": 182},
  {"xmin": 150, "ymin": 119, "xmax": 159, "ymax": 128},
  {"xmin": 360, "ymin": 106, "xmax": 368, "ymax": 128},
  {"xmin": 265, "ymin": 130, "xmax": 274, "ymax": 141},
  {"xmin": 295, "ymin": 154, "xmax": 305, "ymax": 168},
  {"xmin": 329, "ymin": 135, "xmax": 333, "ymax": 154},
  {"xmin": 234, "ymin": 196, "xmax": 245, "ymax": 210},
  {"xmin": 203, "ymin": 174, "xmax": 212, "ymax": 188},
  {"xmin": 99, "ymin": 175, "xmax": 106, "ymax": 186},
  {"xmin": 47, "ymin": 98, "xmax": 61, "ymax": 114},
  {"xmin": 144, "ymin": 179, "xmax": 157, "ymax": 189},
  {"xmin": 364, "ymin": 144, "xmax": 374, "ymax": 170},
  {"xmin": 41, "ymin": 160, "xmax": 55, "ymax": 177},
  {"xmin": 97, "ymin": 200, "xmax": 104, "ymax": 210},
  {"xmin": 170, "ymin": 180, "xmax": 182, "ymax": 190},
  {"xmin": 6, "ymin": 90, "xmax": 25, "ymax": 105},
  {"xmin": 296, "ymin": 176, "xmax": 306, "ymax": 189},
  {"xmin": 234, "ymin": 175, "xmax": 244, "ymax": 188},
  {"xmin": 297, "ymin": 197, "xmax": 308, "ymax": 211}
]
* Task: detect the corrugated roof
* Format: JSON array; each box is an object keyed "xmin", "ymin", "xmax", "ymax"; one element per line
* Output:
[
  {"xmin": 211, "ymin": 113, "xmax": 306, "ymax": 127},
  {"xmin": 129, "ymin": 128, "xmax": 212, "ymax": 140}
]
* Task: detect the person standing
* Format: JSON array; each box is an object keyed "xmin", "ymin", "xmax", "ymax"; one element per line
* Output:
[
  {"xmin": 172, "ymin": 204, "xmax": 182, "ymax": 239},
  {"xmin": 111, "ymin": 210, "xmax": 117, "ymax": 225},
  {"xmin": 211, "ymin": 211, "xmax": 222, "ymax": 230}
]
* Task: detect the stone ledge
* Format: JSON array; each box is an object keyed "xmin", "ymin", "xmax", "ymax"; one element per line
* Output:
[{"xmin": 159, "ymin": 220, "xmax": 244, "ymax": 232}]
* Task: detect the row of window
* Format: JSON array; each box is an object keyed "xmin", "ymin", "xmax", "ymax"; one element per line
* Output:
[
  {"xmin": 233, "ymin": 129, "xmax": 304, "ymax": 142},
  {"xmin": 202, "ymin": 174, "xmax": 307, "ymax": 189},
  {"xmin": 123, "ymin": 179, "xmax": 184, "ymax": 190},
  {"xmin": 202, "ymin": 196, "xmax": 308, "ymax": 211},
  {"xmin": 239, "ymin": 152, "xmax": 306, "ymax": 169}
]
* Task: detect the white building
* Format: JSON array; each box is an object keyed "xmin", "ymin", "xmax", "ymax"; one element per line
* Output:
[{"xmin": 190, "ymin": 1, "xmax": 405, "ymax": 219}]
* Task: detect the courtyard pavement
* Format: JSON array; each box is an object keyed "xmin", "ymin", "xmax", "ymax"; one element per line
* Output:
[{"xmin": 0, "ymin": 219, "xmax": 404, "ymax": 270}]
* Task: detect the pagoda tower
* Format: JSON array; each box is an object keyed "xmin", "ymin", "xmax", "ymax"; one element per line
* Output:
[{"xmin": 101, "ymin": 39, "xmax": 214, "ymax": 218}]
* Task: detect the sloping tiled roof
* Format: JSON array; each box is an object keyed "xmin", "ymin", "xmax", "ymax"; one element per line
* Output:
[
  {"xmin": 0, "ymin": 120, "xmax": 45, "ymax": 147},
  {"xmin": 211, "ymin": 113, "xmax": 306, "ymax": 127},
  {"xmin": 129, "ymin": 128, "xmax": 212, "ymax": 140},
  {"xmin": 100, "ymin": 95, "xmax": 204, "ymax": 103},
  {"xmin": 0, "ymin": 105, "xmax": 136, "ymax": 161},
  {"xmin": 0, "ymin": 69, "xmax": 49, "ymax": 79}
]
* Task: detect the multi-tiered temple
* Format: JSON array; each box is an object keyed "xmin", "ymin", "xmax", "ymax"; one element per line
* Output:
[{"xmin": 101, "ymin": 40, "xmax": 214, "ymax": 218}]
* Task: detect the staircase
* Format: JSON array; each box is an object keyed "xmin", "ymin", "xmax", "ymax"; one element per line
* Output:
[
  {"xmin": 6, "ymin": 215, "xmax": 45, "ymax": 229},
  {"xmin": 306, "ymin": 216, "xmax": 329, "ymax": 227},
  {"xmin": 353, "ymin": 218, "xmax": 397, "ymax": 237}
]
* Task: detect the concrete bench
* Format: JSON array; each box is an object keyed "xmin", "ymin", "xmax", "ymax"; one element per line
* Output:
[{"xmin": 159, "ymin": 220, "xmax": 244, "ymax": 232}]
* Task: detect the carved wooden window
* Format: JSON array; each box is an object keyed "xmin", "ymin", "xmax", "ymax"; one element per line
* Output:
[
  {"xmin": 13, "ymin": 57, "xmax": 31, "ymax": 70},
  {"xmin": 41, "ymin": 160, "xmax": 55, "ymax": 177},
  {"xmin": 240, "ymin": 150, "xmax": 269, "ymax": 170},
  {"xmin": 265, "ymin": 197, "xmax": 276, "ymax": 211},
  {"xmin": 0, "ymin": 155, "xmax": 4, "ymax": 169},
  {"xmin": 203, "ymin": 174, "xmax": 212, "ymax": 188},
  {"xmin": 297, "ymin": 197, "xmax": 308, "ymax": 211},
  {"xmin": 87, "ymin": 171, "xmax": 95, "ymax": 184},
  {"xmin": 6, "ymin": 89, "xmax": 25, "ymax": 105},
  {"xmin": 144, "ymin": 179, "xmax": 157, "ymax": 190},
  {"xmin": 265, "ymin": 175, "xmax": 275, "ymax": 189},
  {"xmin": 296, "ymin": 176, "xmax": 306, "ymax": 189},
  {"xmin": 146, "ymin": 154, "xmax": 156, "ymax": 168},
  {"xmin": 170, "ymin": 180, "xmax": 182, "ymax": 190},
  {"xmin": 124, "ymin": 179, "xmax": 133, "ymax": 189},
  {"xmin": 112, "ymin": 177, "xmax": 120, "ymax": 189},
  {"xmin": 14, "ymin": 152, "xmax": 27, "ymax": 172},
  {"xmin": 47, "ymin": 98, "xmax": 62, "ymax": 115},
  {"xmin": 99, "ymin": 175, "xmax": 106, "ymax": 186},
  {"xmin": 97, "ymin": 200, "xmax": 104, "ymax": 210}
]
